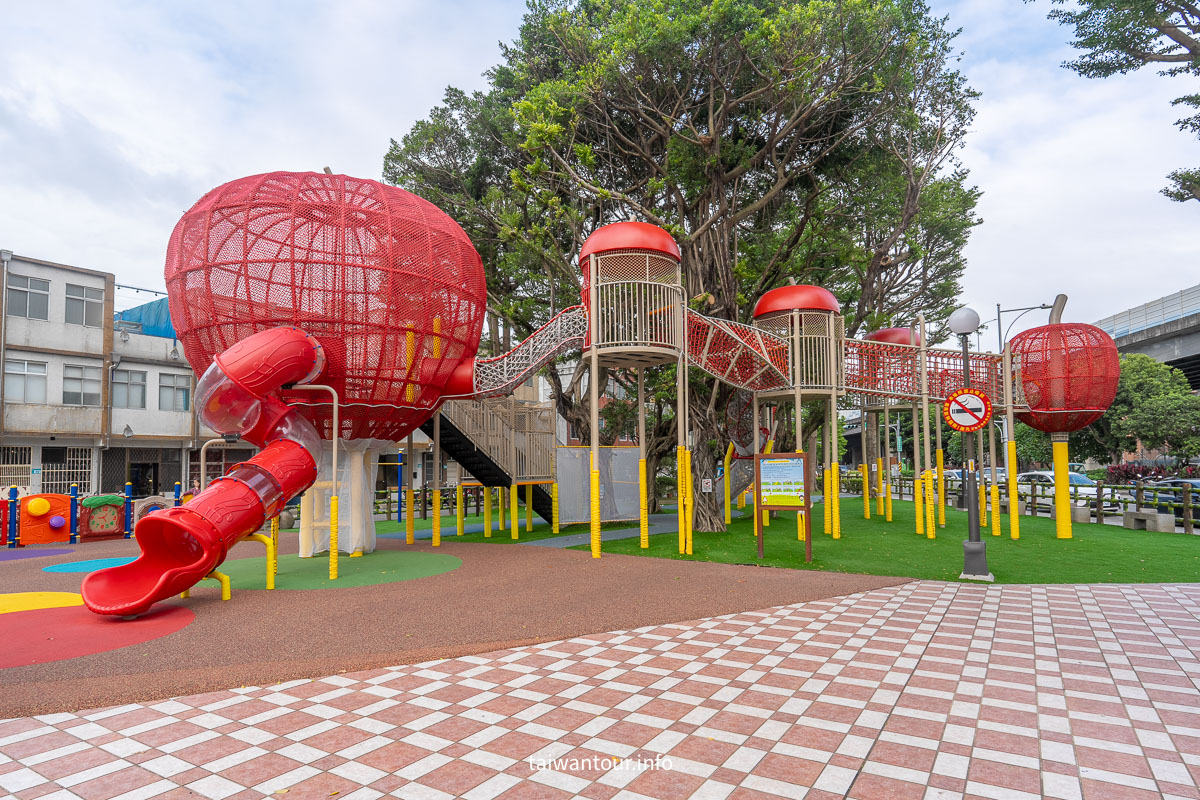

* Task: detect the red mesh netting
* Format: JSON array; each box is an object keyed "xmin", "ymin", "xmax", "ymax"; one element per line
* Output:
[
  {"xmin": 165, "ymin": 171, "xmax": 486, "ymax": 441},
  {"xmin": 1010, "ymin": 323, "xmax": 1119, "ymax": 433}
]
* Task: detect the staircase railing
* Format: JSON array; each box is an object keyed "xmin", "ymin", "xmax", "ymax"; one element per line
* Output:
[{"xmin": 442, "ymin": 397, "xmax": 555, "ymax": 482}]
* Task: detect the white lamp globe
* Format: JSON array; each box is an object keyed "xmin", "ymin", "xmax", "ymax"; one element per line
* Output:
[{"xmin": 948, "ymin": 306, "xmax": 981, "ymax": 335}]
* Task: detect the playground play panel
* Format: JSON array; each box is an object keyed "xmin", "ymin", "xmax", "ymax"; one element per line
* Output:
[{"xmin": 0, "ymin": 535, "xmax": 901, "ymax": 718}]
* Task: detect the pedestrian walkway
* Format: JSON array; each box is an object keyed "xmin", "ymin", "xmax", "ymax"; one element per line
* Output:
[{"xmin": 3, "ymin": 581, "xmax": 1199, "ymax": 799}]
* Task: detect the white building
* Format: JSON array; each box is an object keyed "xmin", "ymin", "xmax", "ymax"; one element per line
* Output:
[{"xmin": 0, "ymin": 250, "xmax": 226, "ymax": 496}]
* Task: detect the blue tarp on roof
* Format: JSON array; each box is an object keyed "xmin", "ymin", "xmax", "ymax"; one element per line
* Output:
[{"xmin": 115, "ymin": 297, "xmax": 177, "ymax": 340}]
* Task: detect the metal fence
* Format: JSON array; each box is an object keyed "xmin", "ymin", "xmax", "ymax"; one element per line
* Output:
[
  {"xmin": 835, "ymin": 472, "xmax": 1196, "ymax": 535},
  {"xmin": 1094, "ymin": 284, "xmax": 1200, "ymax": 338}
]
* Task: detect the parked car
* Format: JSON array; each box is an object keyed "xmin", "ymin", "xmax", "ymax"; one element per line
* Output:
[
  {"xmin": 1015, "ymin": 471, "xmax": 1122, "ymax": 512},
  {"xmin": 1147, "ymin": 479, "xmax": 1200, "ymax": 520}
]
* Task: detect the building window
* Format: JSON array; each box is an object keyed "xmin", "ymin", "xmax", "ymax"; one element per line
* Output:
[
  {"xmin": 3, "ymin": 359, "xmax": 47, "ymax": 403},
  {"xmin": 63, "ymin": 364, "xmax": 101, "ymax": 406},
  {"xmin": 65, "ymin": 284, "xmax": 104, "ymax": 327},
  {"xmin": 159, "ymin": 373, "xmax": 190, "ymax": 411},
  {"xmin": 0, "ymin": 446, "xmax": 32, "ymax": 491},
  {"xmin": 6, "ymin": 275, "xmax": 50, "ymax": 320},
  {"xmin": 112, "ymin": 369, "xmax": 147, "ymax": 408},
  {"xmin": 41, "ymin": 446, "xmax": 92, "ymax": 494}
]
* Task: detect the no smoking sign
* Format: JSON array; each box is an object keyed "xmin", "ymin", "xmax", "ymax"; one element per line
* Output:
[{"xmin": 943, "ymin": 387, "xmax": 993, "ymax": 433}]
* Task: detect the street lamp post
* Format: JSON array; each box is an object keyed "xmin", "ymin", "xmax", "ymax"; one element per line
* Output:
[
  {"xmin": 995, "ymin": 302, "xmax": 1054, "ymax": 354},
  {"xmin": 949, "ymin": 306, "xmax": 993, "ymax": 581}
]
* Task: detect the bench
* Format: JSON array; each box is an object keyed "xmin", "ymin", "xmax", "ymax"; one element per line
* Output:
[
  {"xmin": 1051, "ymin": 505, "xmax": 1092, "ymax": 524},
  {"xmin": 998, "ymin": 498, "xmax": 1025, "ymax": 515},
  {"xmin": 1122, "ymin": 511, "xmax": 1176, "ymax": 532}
]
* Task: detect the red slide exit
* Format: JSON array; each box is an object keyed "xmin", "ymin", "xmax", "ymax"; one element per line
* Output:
[{"xmin": 81, "ymin": 328, "xmax": 326, "ymax": 616}]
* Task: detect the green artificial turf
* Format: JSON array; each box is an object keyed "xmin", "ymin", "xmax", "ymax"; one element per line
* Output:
[
  {"xmin": 576, "ymin": 499, "xmax": 1200, "ymax": 584},
  {"xmin": 221, "ymin": 549, "xmax": 461, "ymax": 590}
]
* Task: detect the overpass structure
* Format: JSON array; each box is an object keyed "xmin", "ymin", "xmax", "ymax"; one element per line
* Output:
[{"xmin": 1095, "ymin": 284, "xmax": 1200, "ymax": 390}]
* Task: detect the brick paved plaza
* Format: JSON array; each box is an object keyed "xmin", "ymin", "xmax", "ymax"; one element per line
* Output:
[{"xmin": 3, "ymin": 581, "xmax": 1199, "ymax": 800}]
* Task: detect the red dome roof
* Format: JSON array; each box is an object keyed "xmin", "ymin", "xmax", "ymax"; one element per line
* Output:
[
  {"xmin": 579, "ymin": 222, "xmax": 680, "ymax": 264},
  {"xmin": 752, "ymin": 285, "xmax": 840, "ymax": 318},
  {"xmin": 865, "ymin": 327, "xmax": 921, "ymax": 346}
]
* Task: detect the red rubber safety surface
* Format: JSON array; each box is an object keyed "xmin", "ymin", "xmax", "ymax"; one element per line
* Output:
[{"xmin": 0, "ymin": 604, "xmax": 194, "ymax": 668}]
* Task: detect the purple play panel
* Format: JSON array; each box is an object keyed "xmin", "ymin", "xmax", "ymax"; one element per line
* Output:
[{"xmin": 0, "ymin": 548, "xmax": 73, "ymax": 562}]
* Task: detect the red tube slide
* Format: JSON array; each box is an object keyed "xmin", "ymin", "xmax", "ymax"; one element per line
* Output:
[{"xmin": 82, "ymin": 328, "xmax": 326, "ymax": 616}]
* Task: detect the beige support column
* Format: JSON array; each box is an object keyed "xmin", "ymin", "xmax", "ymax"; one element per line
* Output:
[
  {"xmin": 432, "ymin": 413, "xmax": 442, "ymax": 547},
  {"xmin": 349, "ymin": 447, "xmax": 366, "ymax": 556},
  {"xmin": 1003, "ymin": 344, "xmax": 1020, "ymax": 540},
  {"xmin": 752, "ymin": 393, "xmax": 761, "ymax": 536},
  {"xmin": 638, "ymin": 368, "xmax": 648, "ymax": 547},
  {"xmin": 589, "ymin": 255, "xmax": 602, "ymax": 559},
  {"xmin": 988, "ymin": 421, "xmax": 1001, "ymax": 537},
  {"xmin": 792, "ymin": 311, "xmax": 806, "ymax": 542},
  {"xmin": 883, "ymin": 404, "xmax": 892, "ymax": 497}
]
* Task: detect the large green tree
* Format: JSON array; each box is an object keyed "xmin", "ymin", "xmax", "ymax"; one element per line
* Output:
[
  {"xmin": 1103, "ymin": 353, "xmax": 1200, "ymax": 459},
  {"xmin": 1038, "ymin": 0, "xmax": 1200, "ymax": 202},
  {"xmin": 385, "ymin": 0, "xmax": 981, "ymax": 529}
]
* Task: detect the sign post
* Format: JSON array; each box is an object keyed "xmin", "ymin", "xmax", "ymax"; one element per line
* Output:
[{"xmin": 754, "ymin": 452, "xmax": 811, "ymax": 563}]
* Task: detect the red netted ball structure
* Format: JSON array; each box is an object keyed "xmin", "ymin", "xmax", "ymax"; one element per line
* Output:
[
  {"xmin": 865, "ymin": 327, "xmax": 921, "ymax": 346},
  {"xmin": 165, "ymin": 171, "xmax": 486, "ymax": 441},
  {"xmin": 1010, "ymin": 323, "xmax": 1119, "ymax": 433}
]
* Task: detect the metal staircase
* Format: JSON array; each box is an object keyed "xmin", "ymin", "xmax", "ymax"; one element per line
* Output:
[{"xmin": 421, "ymin": 398, "xmax": 556, "ymax": 522}]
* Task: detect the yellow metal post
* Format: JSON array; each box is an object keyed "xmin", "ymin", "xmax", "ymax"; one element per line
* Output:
[
  {"xmin": 1053, "ymin": 436, "xmax": 1072, "ymax": 538},
  {"xmin": 484, "ymin": 487, "xmax": 492, "ymax": 538},
  {"xmin": 936, "ymin": 449, "xmax": 946, "ymax": 528},
  {"xmin": 723, "ymin": 443, "xmax": 733, "ymax": 526},
  {"xmin": 638, "ymin": 459, "xmax": 648, "ymax": 548},
  {"xmin": 914, "ymin": 474, "xmax": 925, "ymax": 536},
  {"xmin": 431, "ymin": 490, "xmax": 441, "ymax": 546},
  {"xmin": 456, "ymin": 484, "xmax": 464, "ymax": 536},
  {"xmin": 865, "ymin": 463, "xmax": 872, "ymax": 519},
  {"xmin": 329, "ymin": 495, "xmax": 339, "ymax": 579},
  {"xmin": 823, "ymin": 469, "xmax": 832, "ymax": 534},
  {"xmin": 831, "ymin": 472, "xmax": 841, "ymax": 539},
  {"xmin": 269, "ymin": 516, "xmax": 279, "ymax": 580},
  {"xmin": 762, "ymin": 440, "xmax": 774, "ymax": 528},
  {"xmin": 525, "ymin": 484, "xmax": 532, "ymax": 532},
  {"xmin": 990, "ymin": 482, "xmax": 1001, "ymax": 537},
  {"xmin": 886, "ymin": 481, "xmax": 893, "ymax": 522},
  {"xmin": 684, "ymin": 449, "xmax": 693, "ymax": 555},
  {"xmin": 677, "ymin": 445, "xmax": 686, "ymax": 553},
  {"xmin": 210, "ymin": 570, "xmax": 231, "ymax": 601},
  {"xmin": 1007, "ymin": 440, "xmax": 1020, "ymax": 539},
  {"xmin": 405, "ymin": 488, "xmax": 415, "ymax": 544},
  {"xmin": 247, "ymin": 533, "xmax": 276, "ymax": 590},
  {"xmin": 510, "ymin": 484, "xmax": 519, "ymax": 540},
  {"xmin": 737, "ymin": 491, "xmax": 744, "ymax": 509},
  {"xmin": 590, "ymin": 468, "xmax": 601, "ymax": 558},
  {"xmin": 925, "ymin": 471, "xmax": 935, "ymax": 539},
  {"xmin": 876, "ymin": 457, "xmax": 884, "ymax": 516},
  {"xmin": 552, "ymin": 482, "xmax": 560, "ymax": 534},
  {"xmin": 497, "ymin": 484, "xmax": 505, "ymax": 532}
]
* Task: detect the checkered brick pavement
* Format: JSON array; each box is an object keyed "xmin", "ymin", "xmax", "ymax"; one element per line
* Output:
[{"xmin": 3, "ymin": 581, "xmax": 1200, "ymax": 799}]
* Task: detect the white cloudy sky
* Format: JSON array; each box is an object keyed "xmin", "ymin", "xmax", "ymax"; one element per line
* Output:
[{"xmin": 1, "ymin": 0, "xmax": 1194, "ymax": 338}]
